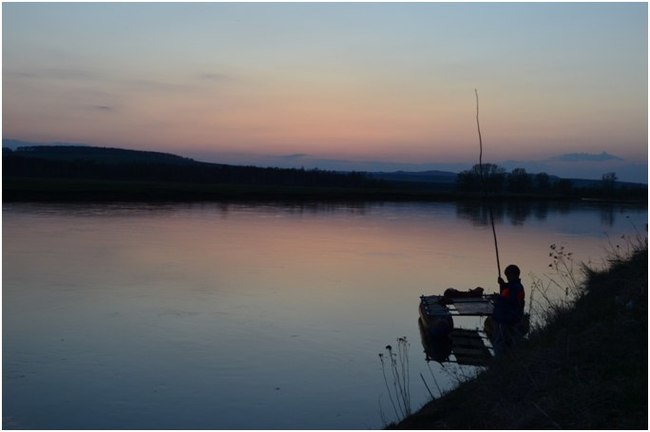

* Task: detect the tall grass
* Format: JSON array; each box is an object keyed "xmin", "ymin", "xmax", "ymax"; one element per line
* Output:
[
  {"xmin": 527, "ymin": 222, "xmax": 647, "ymax": 334},
  {"xmin": 378, "ymin": 337, "xmax": 411, "ymax": 423},
  {"xmin": 526, "ymin": 242, "xmax": 586, "ymax": 332},
  {"xmin": 605, "ymin": 216, "xmax": 648, "ymax": 265}
]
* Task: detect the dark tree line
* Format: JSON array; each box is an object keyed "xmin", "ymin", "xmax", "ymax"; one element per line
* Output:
[
  {"xmin": 456, "ymin": 163, "xmax": 646, "ymax": 200},
  {"xmin": 3, "ymin": 147, "xmax": 382, "ymax": 189},
  {"xmin": 3, "ymin": 147, "xmax": 645, "ymax": 201}
]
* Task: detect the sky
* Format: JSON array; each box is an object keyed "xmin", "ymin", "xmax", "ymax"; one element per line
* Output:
[{"xmin": 2, "ymin": 2, "xmax": 648, "ymax": 182}]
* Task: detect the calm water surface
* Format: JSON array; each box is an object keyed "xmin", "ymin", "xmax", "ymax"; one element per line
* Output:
[{"xmin": 3, "ymin": 201, "xmax": 646, "ymax": 429}]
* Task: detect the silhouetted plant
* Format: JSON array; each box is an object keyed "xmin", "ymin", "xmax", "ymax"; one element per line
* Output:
[
  {"xmin": 605, "ymin": 216, "xmax": 647, "ymax": 264},
  {"xmin": 548, "ymin": 243, "xmax": 582, "ymax": 300},
  {"xmin": 378, "ymin": 337, "xmax": 411, "ymax": 422}
]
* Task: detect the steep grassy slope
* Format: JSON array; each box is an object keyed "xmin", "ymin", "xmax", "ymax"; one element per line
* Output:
[{"xmin": 394, "ymin": 244, "xmax": 647, "ymax": 429}]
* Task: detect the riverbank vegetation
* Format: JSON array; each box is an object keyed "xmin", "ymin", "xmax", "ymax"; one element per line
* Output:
[
  {"xmin": 3, "ymin": 146, "xmax": 646, "ymax": 202},
  {"xmin": 393, "ymin": 237, "xmax": 647, "ymax": 429},
  {"xmin": 456, "ymin": 163, "xmax": 646, "ymax": 202}
]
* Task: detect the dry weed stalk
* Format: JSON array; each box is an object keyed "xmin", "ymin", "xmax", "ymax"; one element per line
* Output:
[{"xmin": 378, "ymin": 337, "xmax": 412, "ymax": 422}]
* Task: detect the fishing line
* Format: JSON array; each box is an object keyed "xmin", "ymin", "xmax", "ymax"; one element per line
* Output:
[{"xmin": 474, "ymin": 89, "xmax": 502, "ymax": 278}]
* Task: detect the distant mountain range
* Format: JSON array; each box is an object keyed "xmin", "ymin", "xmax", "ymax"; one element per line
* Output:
[
  {"xmin": 548, "ymin": 152, "xmax": 623, "ymax": 162},
  {"xmin": 4, "ymin": 143, "xmax": 647, "ymax": 202},
  {"xmin": 3, "ymin": 139, "xmax": 90, "ymax": 150},
  {"xmin": 2, "ymin": 145, "xmax": 384, "ymax": 193},
  {"xmin": 3, "ymin": 139, "xmax": 647, "ymax": 185},
  {"xmin": 4, "ymin": 143, "xmax": 197, "ymax": 166}
]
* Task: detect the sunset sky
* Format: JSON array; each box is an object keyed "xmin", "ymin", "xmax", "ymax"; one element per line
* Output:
[{"xmin": 3, "ymin": 2, "xmax": 648, "ymax": 181}]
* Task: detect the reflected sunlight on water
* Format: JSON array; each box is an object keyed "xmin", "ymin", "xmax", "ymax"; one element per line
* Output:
[{"xmin": 3, "ymin": 201, "xmax": 646, "ymax": 429}]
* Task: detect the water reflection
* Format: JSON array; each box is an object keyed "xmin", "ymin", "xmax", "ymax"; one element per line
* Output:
[
  {"xmin": 418, "ymin": 323, "xmax": 494, "ymax": 367},
  {"xmin": 3, "ymin": 201, "xmax": 646, "ymax": 429},
  {"xmin": 8, "ymin": 199, "xmax": 642, "ymax": 228},
  {"xmin": 418, "ymin": 319, "xmax": 453, "ymax": 363},
  {"xmin": 455, "ymin": 200, "xmax": 643, "ymax": 228}
]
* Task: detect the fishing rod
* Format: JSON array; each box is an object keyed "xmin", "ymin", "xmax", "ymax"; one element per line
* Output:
[{"xmin": 474, "ymin": 89, "xmax": 502, "ymax": 278}]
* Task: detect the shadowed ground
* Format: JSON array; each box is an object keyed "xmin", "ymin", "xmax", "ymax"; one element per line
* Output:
[{"xmin": 393, "ymin": 244, "xmax": 647, "ymax": 429}]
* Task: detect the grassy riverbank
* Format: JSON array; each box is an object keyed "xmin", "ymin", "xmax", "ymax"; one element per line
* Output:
[{"xmin": 394, "ymin": 242, "xmax": 647, "ymax": 429}]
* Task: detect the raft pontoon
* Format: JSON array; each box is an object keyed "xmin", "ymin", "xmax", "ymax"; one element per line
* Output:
[{"xmin": 418, "ymin": 293, "xmax": 496, "ymax": 365}]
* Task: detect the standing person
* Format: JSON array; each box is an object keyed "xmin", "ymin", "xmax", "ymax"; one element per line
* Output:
[{"xmin": 492, "ymin": 264, "xmax": 525, "ymax": 356}]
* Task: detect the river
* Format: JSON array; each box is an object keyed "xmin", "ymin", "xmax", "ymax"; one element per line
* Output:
[{"xmin": 3, "ymin": 200, "xmax": 646, "ymax": 429}]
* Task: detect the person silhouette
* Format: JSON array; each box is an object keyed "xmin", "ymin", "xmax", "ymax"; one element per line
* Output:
[{"xmin": 492, "ymin": 264, "xmax": 525, "ymax": 356}]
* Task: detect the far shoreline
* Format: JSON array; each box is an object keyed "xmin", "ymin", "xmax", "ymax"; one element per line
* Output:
[{"xmin": 3, "ymin": 178, "xmax": 647, "ymax": 205}]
